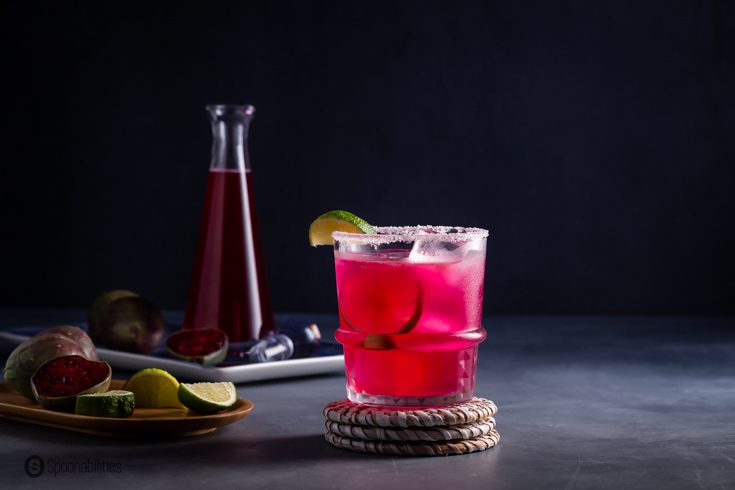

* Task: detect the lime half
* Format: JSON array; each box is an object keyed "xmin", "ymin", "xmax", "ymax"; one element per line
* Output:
[
  {"xmin": 309, "ymin": 210, "xmax": 376, "ymax": 246},
  {"xmin": 178, "ymin": 382, "xmax": 238, "ymax": 414},
  {"xmin": 122, "ymin": 368, "xmax": 184, "ymax": 408}
]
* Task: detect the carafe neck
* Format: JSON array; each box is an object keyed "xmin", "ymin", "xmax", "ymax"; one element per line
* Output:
[{"xmin": 207, "ymin": 104, "xmax": 255, "ymax": 171}]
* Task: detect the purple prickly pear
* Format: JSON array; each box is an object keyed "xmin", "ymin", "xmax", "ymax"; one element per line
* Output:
[
  {"xmin": 3, "ymin": 329, "xmax": 98, "ymax": 401},
  {"xmin": 89, "ymin": 293, "xmax": 165, "ymax": 354},
  {"xmin": 43, "ymin": 326, "xmax": 98, "ymax": 361},
  {"xmin": 31, "ymin": 355, "xmax": 112, "ymax": 411}
]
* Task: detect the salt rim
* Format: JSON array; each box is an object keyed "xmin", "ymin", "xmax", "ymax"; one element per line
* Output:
[{"xmin": 332, "ymin": 226, "xmax": 489, "ymax": 244}]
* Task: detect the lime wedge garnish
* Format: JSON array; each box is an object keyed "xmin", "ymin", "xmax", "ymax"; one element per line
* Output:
[
  {"xmin": 308, "ymin": 210, "xmax": 376, "ymax": 246},
  {"xmin": 75, "ymin": 390, "xmax": 135, "ymax": 418},
  {"xmin": 122, "ymin": 368, "xmax": 184, "ymax": 408},
  {"xmin": 177, "ymin": 382, "xmax": 238, "ymax": 414}
]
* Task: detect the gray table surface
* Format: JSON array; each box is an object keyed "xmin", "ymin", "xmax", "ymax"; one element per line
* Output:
[{"xmin": 0, "ymin": 310, "xmax": 733, "ymax": 489}]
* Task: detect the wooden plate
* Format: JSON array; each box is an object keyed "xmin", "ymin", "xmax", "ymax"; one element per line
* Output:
[{"xmin": 0, "ymin": 380, "xmax": 254, "ymax": 438}]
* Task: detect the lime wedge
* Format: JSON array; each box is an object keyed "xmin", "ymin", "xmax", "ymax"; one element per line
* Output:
[
  {"xmin": 75, "ymin": 390, "xmax": 135, "ymax": 418},
  {"xmin": 122, "ymin": 368, "xmax": 184, "ymax": 408},
  {"xmin": 309, "ymin": 210, "xmax": 376, "ymax": 246},
  {"xmin": 177, "ymin": 382, "xmax": 238, "ymax": 414}
]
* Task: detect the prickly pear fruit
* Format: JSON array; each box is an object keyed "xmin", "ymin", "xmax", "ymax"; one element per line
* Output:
[
  {"xmin": 89, "ymin": 292, "xmax": 165, "ymax": 354},
  {"xmin": 167, "ymin": 328, "xmax": 228, "ymax": 365},
  {"xmin": 42, "ymin": 326, "xmax": 98, "ymax": 361},
  {"xmin": 31, "ymin": 355, "xmax": 111, "ymax": 411},
  {"xmin": 3, "ymin": 330, "xmax": 98, "ymax": 401},
  {"xmin": 88, "ymin": 290, "xmax": 138, "ymax": 333}
]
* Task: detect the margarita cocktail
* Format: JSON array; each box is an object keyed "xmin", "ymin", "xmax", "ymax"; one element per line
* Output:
[{"xmin": 332, "ymin": 226, "xmax": 488, "ymax": 406}]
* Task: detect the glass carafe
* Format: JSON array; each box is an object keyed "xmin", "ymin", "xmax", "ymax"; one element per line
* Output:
[{"xmin": 182, "ymin": 104, "xmax": 275, "ymax": 346}]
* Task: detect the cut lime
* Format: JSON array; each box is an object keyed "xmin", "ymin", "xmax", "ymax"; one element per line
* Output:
[
  {"xmin": 308, "ymin": 210, "xmax": 376, "ymax": 246},
  {"xmin": 177, "ymin": 382, "xmax": 238, "ymax": 414},
  {"xmin": 75, "ymin": 390, "xmax": 135, "ymax": 418},
  {"xmin": 122, "ymin": 368, "xmax": 184, "ymax": 408}
]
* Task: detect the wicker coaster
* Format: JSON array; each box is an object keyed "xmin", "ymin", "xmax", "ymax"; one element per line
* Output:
[
  {"xmin": 325, "ymin": 429, "xmax": 500, "ymax": 456},
  {"xmin": 323, "ymin": 398, "xmax": 498, "ymax": 428},
  {"xmin": 325, "ymin": 418, "xmax": 495, "ymax": 442}
]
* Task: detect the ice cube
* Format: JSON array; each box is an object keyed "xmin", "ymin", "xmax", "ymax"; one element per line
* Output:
[
  {"xmin": 408, "ymin": 238, "xmax": 461, "ymax": 263},
  {"xmin": 454, "ymin": 238, "xmax": 485, "ymax": 255}
]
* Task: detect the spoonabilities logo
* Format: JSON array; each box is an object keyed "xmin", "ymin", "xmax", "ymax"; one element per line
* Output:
[{"xmin": 24, "ymin": 455, "xmax": 44, "ymax": 478}]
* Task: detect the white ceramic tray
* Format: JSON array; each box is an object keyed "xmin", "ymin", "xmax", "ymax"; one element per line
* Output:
[{"xmin": 0, "ymin": 330, "xmax": 344, "ymax": 384}]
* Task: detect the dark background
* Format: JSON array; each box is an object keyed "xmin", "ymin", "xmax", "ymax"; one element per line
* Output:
[{"xmin": 1, "ymin": 1, "xmax": 733, "ymax": 315}]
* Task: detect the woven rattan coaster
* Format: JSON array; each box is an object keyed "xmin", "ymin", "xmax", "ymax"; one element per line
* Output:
[
  {"xmin": 325, "ymin": 429, "xmax": 500, "ymax": 456},
  {"xmin": 325, "ymin": 418, "xmax": 495, "ymax": 442},
  {"xmin": 323, "ymin": 397, "xmax": 498, "ymax": 428}
]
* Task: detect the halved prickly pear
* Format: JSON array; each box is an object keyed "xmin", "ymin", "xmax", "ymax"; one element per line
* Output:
[
  {"xmin": 31, "ymin": 355, "xmax": 112, "ymax": 411},
  {"xmin": 4, "ymin": 330, "xmax": 97, "ymax": 401},
  {"xmin": 166, "ymin": 329, "xmax": 228, "ymax": 365}
]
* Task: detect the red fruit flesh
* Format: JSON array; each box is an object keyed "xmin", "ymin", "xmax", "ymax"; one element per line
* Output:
[
  {"xmin": 32, "ymin": 355, "xmax": 110, "ymax": 398},
  {"xmin": 4, "ymin": 333, "xmax": 90, "ymax": 400},
  {"xmin": 167, "ymin": 329, "xmax": 227, "ymax": 357}
]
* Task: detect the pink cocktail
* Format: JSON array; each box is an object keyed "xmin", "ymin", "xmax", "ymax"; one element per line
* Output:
[{"xmin": 333, "ymin": 226, "xmax": 488, "ymax": 406}]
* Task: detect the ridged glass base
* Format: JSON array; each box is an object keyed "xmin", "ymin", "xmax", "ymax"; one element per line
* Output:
[{"xmin": 346, "ymin": 386, "xmax": 475, "ymax": 407}]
